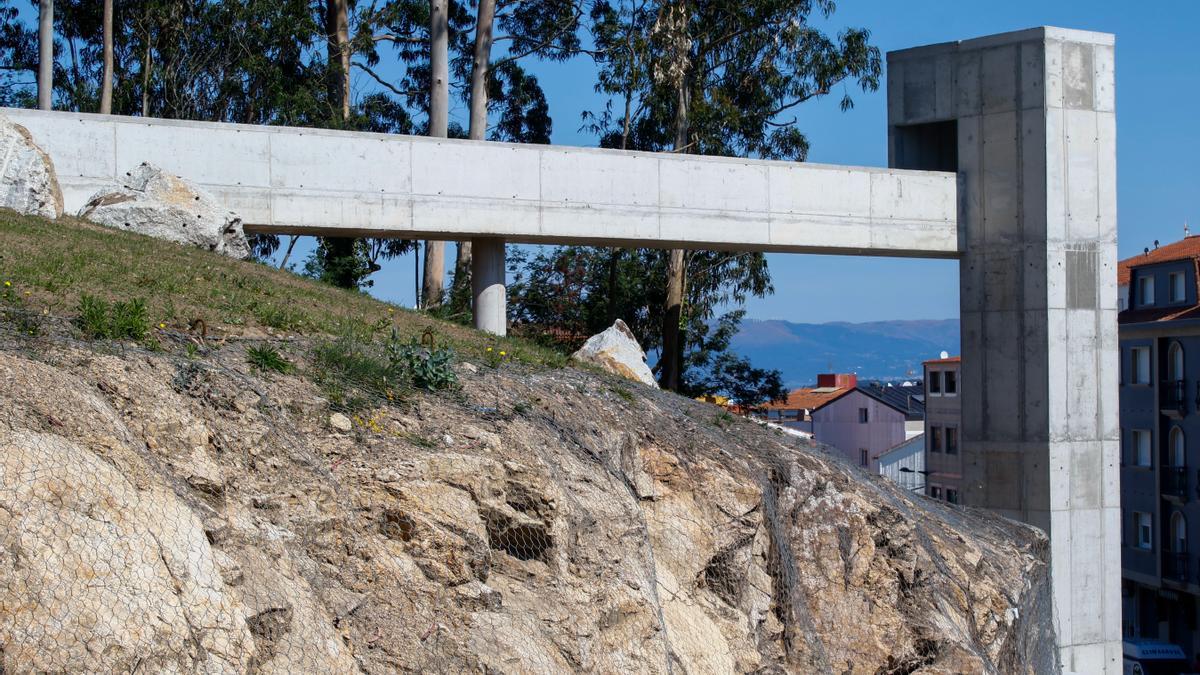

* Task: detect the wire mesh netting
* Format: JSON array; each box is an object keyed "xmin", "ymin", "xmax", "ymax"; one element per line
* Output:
[{"xmin": 0, "ymin": 316, "xmax": 1057, "ymax": 674}]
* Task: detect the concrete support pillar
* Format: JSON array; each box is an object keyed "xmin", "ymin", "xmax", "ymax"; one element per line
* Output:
[
  {"xmin": 471, "ymin": 237, "xmax": 506, "ymax": 335},
  {"xmin": 889, "ymin": 28, "xmax": 1119, "ymax": 674}
]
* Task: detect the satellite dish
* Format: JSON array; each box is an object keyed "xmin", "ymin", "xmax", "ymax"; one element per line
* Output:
[{"xmin": 939, "ymin": 351, "xmax": 949, "ymax": 359}]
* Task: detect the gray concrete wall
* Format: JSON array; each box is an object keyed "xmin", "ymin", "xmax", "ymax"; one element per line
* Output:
[
  {"xmin": 3, "ymin": 107, "xmax": 958, "ymax": 258},
  {"xmin": 889, "ymin": 27, "xmax": 1120, "ymax": 673}
]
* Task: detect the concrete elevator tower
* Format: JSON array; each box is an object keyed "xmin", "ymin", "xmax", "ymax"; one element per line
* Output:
[{"xmin": 888, "ymin": 28, "xmax": 1120, "ymax": 674}]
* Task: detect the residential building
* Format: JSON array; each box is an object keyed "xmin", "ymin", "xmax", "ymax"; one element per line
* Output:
[
  {"xmin": 924, "ymin": 356, "xmax": 962, "ymax": 504},
  {"xmin": 878, "ymin": 434, "xmax": 926, "ymax": 493},
  {"xmin": 756, "ymin": 374, "xmax": 924, "ymax": 473},
  {"xmin": 1118, "ymin": 235, "xmax": 1200, "ymax": 655}
]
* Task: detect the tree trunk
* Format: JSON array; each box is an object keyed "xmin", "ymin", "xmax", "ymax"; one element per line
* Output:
[
  {"xmin": 278, "ymin": 235, "xmax": 299, "ymax": 270},
  {"xmin": 141, "ymin": 39, "xmax": 151, "ymax": 117},
  {"xmin": 100, "ymin": 0, "xmax": 113, "ymax": 114},
  {"xmin": 449, "ymin": 0, "xmax": 497, "ymax": 309},
  {"xmin": 37, "ymin": 0, "xmax": 52, "ymax": 110},
  {"xmin": 467, "ymin": 0, "xmax": 495, "ymax": 139},
  {"xmin": 659, "ymin": 63, "xmax": 691, "ymax": 391},
  {"xmin": 324, "ymin": 0, "xmax": 350, "ymax": 120},
  {"xmin": 333, "ymin": 0, "xmax": 350, "ymax": 120},
  {"xmin": 422, "ymin": 0, "xmax": 450, "ymax": 308},
  {"xmin": 606, "ymin": 248, "xmax": 621, "ymax": 325}
]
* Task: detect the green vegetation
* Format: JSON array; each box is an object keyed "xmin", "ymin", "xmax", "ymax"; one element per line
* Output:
[
  {"xmin": 246, "ymin": 345, "xmax": 294, "ymax": 374},
  {"xmin": 76, "ymin": 294, "xmax": 150, "ymax": 341},
  {"xmin": 310, "ymin": 327, "xmax": 460, "ymax": 412},
  {"xmin": 1, "ymin": 280, "xmax": 42, "ymax": 337},
  {"xmin": 0, "ymin": 212, "xmax": 566, "ymax": 368}
]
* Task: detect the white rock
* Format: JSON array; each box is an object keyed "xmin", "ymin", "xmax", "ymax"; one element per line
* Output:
[
  {"xmin": 571, "ymin": 320, "xmax": 658, "ymax": 388},
  {"xmin": 0, "ymin": 113, "xmax": 63, "ymax": 218},
  {"xmin": 329, "ymin": 413, "xmax": 353, "ymax": 433},
  {"xmin": 78, "ymin": 162, "xmax": 250, "ymax": 258}
]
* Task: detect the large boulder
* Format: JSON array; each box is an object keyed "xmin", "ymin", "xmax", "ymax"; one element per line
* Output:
[
  {"xmin": 79, "ymin": 162, "xmax": 250, "ymax": 258},
  {"xmin": 0, "ymin": 113, "xmax": 63, "ymax": 218},
  {"xmin": 571, "ymin": 319, "xmax": 658, "ymax": 387}
]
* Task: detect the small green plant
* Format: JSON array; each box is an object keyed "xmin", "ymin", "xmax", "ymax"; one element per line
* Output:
[
  {"xmin": 76, "ymin": 294, "xmax": 149, "ymax": 340},
  {"xmin": 386, "ymin": 330, "xmax": 458, "ymax": 391},
  {"xmin": 610, "ymin": 386, "xmax": 635, "ymax": 404},
  {"xmin": 513, "ymin": 400, "xmax": 532, "ymax": 415},
  {"xmin": 1, "ymin": 281, "xmax": 42, "ymax": 337},
  {"xmin": 247, "ymin": 345, "xmax": 294, "ymax": 374},
  {"xmin": 712, "ymin": 411, "xmax": 737, "ymax": 429},
  {"xmin": 254, "ymin": 303, "xmax": 305, "ymax": 331},
  {"xmin": 483, "ymin": 345, "xmax": 510, "ymax": 368}
]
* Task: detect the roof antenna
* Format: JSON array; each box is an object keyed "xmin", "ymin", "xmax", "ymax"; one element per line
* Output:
[
  {"xmin": 1155, "ymin": 240, "xmax": 1160, "ymax": 249},
  {"xmin": 1186, "ymin": 221, "xmax": 1191, "ymax": 238}
]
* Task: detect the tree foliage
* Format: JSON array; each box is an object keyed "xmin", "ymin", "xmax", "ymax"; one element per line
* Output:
[
  {"xmin": 524, "ymin": 0, "xmax": 882, "ymax": 394},
  {"xmin": 508, "ymin": 245, "xmax": 784, "ymax": 404}
]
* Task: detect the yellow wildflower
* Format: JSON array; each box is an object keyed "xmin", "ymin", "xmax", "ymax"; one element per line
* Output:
[
  {"xmin": 486, "ymin": 347, "xmax": 493, "ymax": 352},
  {"xmin": 3, "ymin": 281, "xmax": 10, "ymax": 287},
  {"xmin": 388, "ymin": 308, "xmax": 395, "ymax": 314},
  {"xmin": 158, "ymin": 323, "xmax": 166, "ymax": 329},
  {"xmin": 499, "ymin": 351, "xmax": 506, "ymax": 356}
]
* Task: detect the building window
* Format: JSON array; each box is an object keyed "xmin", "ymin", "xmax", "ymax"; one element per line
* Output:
[
  {"xmin": 1171, "ymin": 271, "xmax": 1186, "ymax": 303},
  {"xmin": 1135, "ymin": 511, "xmax": 1153, "ymax": 550},
  {"xmin": 945, "ymin": 427, "xmax": 959, "ymax": 455},
  {"xmin": 1131, "ymin": 346, "xmax": 1151, "ymax": 385},
  {"xmin": 944, "ymin": 370, "xmax": 957, "ymax": 395},
  {"xmin": 859, "ymin": 449, "xmax": 869, "ymax": 467},
  {"xmin": 1132, "ymin": 429, "xmax": 1152, "ymax": 467},
  {"xmin": 1138, "ymin": 275, "xmax": 1155, "ymax": 306},
  {"xmin": 930, "ymin": 485, "xmax": 943, "ymax": 500},
  {"xmin": 1171, "ymin": 427, "xmax": 1186, "ymax": 467},
  {"xmin": 858, "ymin": 408, "xmax": 869, "ymax": 424},
  {"xmin": 1172, "ymin": 512, "xmax": 1188, "ymax": 554},
  {"xmin": 930, "ymin": 426, "xmax": 943, "ymax": 453},
  {"xmin": 946, "ymin": 488, "xmax": 959, "ymax": 504},
  {"xmin": 928, "ymin": 370, "xmax": 941, "ymax": 396}
]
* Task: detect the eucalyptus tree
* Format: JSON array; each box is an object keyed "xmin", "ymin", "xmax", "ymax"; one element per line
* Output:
[
  {"xmin": 582, "ymin": 0, "xmax": 881, "ymax": 390},
  {"xmin": 37, "ymin": 0, "xmax": 51, "ymax": 108},
  {"xmin": 99, "ymin": 0, "xmax": 111, "ymax": 113}
]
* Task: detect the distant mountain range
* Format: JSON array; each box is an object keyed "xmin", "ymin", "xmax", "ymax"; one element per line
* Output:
[{"xmin": 731, "ymin": 318, "xmax": 960, "ymax": 388}]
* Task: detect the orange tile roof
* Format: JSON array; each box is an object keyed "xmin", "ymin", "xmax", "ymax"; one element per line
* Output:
[
  {"xmin": 1118, "ymin": 236, "xmax": 1200, "ymax": 325},
  {"xmin": 923, "ymin": 356, "xmax": 960, "ymax": 365},
  {"xmin": 758, "ymin": 386, "xmax": 850, "ymax": 411},
  {"xmin": 1118, "ymin": 236, "xmax": 1200, "ymax": 286}
]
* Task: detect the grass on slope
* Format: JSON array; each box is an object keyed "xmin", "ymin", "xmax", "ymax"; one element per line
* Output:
[{"xmin": 0, "ymin": 210, "xmax": 566, "ymax": 367}]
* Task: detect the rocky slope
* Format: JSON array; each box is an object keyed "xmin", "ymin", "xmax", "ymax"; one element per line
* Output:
[{"xmin": 0, "ymin": 324, "xmax": 1056, "ymax": 673}]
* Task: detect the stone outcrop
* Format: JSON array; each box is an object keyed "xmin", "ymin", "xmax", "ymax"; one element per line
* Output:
[
  {"xmin": 0, "ymin": 327, "xmax": 1058, "ymax": 673},
  {"xmin": 571, "ymin": 319, "xmax": 659, "ymax": 387},
  {"xmin": 78, "ymin": 162, "xmax": 250, "ymax": 258},
  {"xmin": 0, "ymin": 113, "xmax": 63, "ymax": 218}
]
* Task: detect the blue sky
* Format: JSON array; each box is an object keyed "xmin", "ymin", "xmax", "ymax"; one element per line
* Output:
[{"xmin": 192, "ymin": 2, "xmax": 1190, "ymax": 322}]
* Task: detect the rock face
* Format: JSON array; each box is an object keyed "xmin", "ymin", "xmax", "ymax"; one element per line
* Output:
[
  {"xmin": 0, "ymin": 327, "xmax": 1058, "ymax": 673},
  {"xmin": 0, "ymin": 113, "xmax": 63, "ymax": 218},
  {"xmin": 78, "ymin": 162, "xmax": 250, "ymax": 258},
  {"xmin": 571, "ymin": 319, "xmax": 659, "ymax": 387}
]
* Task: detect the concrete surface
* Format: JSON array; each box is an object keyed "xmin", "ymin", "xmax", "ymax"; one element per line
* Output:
[
  {"xmin": 3, "ymin": 107, "xmax": 958, "ymax": 258},
  {"xmin": 889, "ymin": 26, "xmax": 1120, "ymax": 674}
]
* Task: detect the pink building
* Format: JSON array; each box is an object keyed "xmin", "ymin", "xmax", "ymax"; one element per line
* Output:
[{"xmin": 757, "ymin": 373, "xmax": 924, "ymax": 471}]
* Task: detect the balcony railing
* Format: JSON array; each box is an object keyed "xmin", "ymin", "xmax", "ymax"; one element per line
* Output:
[
  {"xmin": 1163, "ymin": 467, "xmax": 1189, "ymax": 500},
  {"xmin": 1162, "ymin": 379, "xmax": 1187, "ymax": 415},
  {"xmin": 1165, "ymin": 551, "xmax": 1192, "ymax": 583}
]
